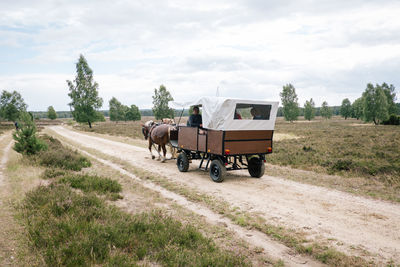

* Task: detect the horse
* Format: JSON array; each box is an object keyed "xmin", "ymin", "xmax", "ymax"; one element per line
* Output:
[
  {"xmin": 141, "ymin": 120, "xmax": 174, "ymax": 162},
  {"xmin": 161, "ymin": 118, "xmax": 175, "ymax": 124}
]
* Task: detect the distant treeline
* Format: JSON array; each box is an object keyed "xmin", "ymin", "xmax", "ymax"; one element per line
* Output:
[
  {"xmin": 28, "ymin": 103, "xmax": 400, "ymax": 119},
  {"xmin": 30, "ymin": 109, "xmax": 188, "ymax": 119}
]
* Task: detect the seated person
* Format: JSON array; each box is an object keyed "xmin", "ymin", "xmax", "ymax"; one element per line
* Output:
[
  {"xmin": 251, "ymin": 108, "xmax": 262, "ymax": 120},
  {"xmin": 187, "ymin": 106, "xmax": 202, "ymax": 127},
  {"xmin": 234, "ymin": 110, "xmax": 242, "ymax": 119}
]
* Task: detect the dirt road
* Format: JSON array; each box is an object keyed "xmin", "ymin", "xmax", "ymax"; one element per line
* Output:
[{"xmin": 50, "ymin": 126, "xmax": 400, "ymax": 264}]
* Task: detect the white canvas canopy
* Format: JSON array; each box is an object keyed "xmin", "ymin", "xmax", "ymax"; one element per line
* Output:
[{"xmin": 171, "ymin": 97, "xmax": 279, "ymax": 131}]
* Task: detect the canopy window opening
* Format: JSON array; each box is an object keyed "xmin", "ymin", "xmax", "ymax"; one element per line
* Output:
[{"xmin": 234, "ymin": 104, "xmax": 272, "ymax": 120}]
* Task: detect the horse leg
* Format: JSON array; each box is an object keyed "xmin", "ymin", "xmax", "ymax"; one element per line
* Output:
[
  {"xmin": 168, "ymin": 143, "xmax": 176, "ymax": 159},
  {"xmin": 156, "ymin": 145, "xmax": 161, "ymax": 161},
  {"xmin": 161, "ymin": 144, "xmax": 167, "ymax": 162},
  {"xmin": 149, "ymin": 140, "xmax": 155, "ymax": 159}
]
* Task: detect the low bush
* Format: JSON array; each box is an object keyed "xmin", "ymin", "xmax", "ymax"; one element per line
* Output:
[
  {"xmin": 58, "ymin": 173, "xmax": 122, "ymax": 196},
  {"xmin": 382, "ymin": 114, "xmax": 400, "ymax": 125},
  {"xmin": 13, "ymin": 112, "xmax": 47, "ymax": 155},
  {"xmin": 37, "ymin": 135, "xmax": 91, "ymax": 171},
  {"xmin": 20, "ymin": 184, "xmax": 247, "ymax": 266},
  {"xmin": 41, "ymin": 168, "xmax": 68, "ymax": 179}
]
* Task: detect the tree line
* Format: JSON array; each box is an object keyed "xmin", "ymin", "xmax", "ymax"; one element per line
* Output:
[{"xmin": 280, "ymin": 83, "xmax": 399, "ymax": 125}]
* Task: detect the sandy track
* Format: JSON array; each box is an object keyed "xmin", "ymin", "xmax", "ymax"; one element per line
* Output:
[{"xmin": 50, "ymin": 126, "xmax": 400, "ymax": 264}]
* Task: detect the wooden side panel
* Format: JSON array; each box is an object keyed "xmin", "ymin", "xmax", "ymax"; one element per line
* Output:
[
  {"xmin": 178, "ymin": 127, "xmax": 197, "ymax": 151},
  {"xmin": 225, "ymin": 140, "xmax": 272, "ymax": 155},
  {"xmin": 198, "ymin": 135, "xmax": 206, "ymax": 152},
  {"xmin": 224, "ymin": 130, "xmax": 273, "ymax": 140},
  {"xmin": 207, "ymin": 130, "xmax": 223, "ymax": 155}
]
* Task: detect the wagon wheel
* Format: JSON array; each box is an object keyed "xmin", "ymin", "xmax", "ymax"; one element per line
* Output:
[
  {"xmin": 209, "ymin": 159, "xmax": 226, "ymax": 183},
  {"xmin": 177, "ymin": 152, "xmax": 189, "ymax": 172},
  {"xmin": 248, "ymin": 157, "xmax": 265, "ymax": 178}
]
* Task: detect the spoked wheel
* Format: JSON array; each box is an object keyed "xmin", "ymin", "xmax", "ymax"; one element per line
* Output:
[
  {"xmin": 177, "ymin": 152, "xmax": 189, "ymax": 172},
  {"xmin": 209, "ymin": 159, "xmax": 226, "ymax": 183},
  {"xmin": 248, "ymin": 157, "xmax": 265, "ymax": 178}
]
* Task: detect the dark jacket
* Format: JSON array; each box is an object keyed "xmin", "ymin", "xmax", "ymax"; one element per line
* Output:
[{"xmin": 187, "ymin": 114, "xmax": 202, "ymax": 127}]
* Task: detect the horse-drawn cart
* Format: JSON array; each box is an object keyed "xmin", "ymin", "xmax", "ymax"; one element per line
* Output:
[{"xmin": 170, "ymin": 97, "xmax": 279, "ymax": 182}]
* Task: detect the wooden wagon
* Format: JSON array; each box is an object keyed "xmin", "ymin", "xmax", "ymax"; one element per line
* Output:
[{"xmin": 170, "ymin": 97, "xmax": 279, "ymax": 182}]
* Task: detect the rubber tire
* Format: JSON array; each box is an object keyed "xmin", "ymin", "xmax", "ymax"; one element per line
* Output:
[
  {"xmin": 177, "ymin": 153, "xmax": 189, "ymax": 172},
  {"xmin": 248, "ymin": 157, "xmax": 265, "ymax": 178},
  {"xmin": 209, "ymin": 159, "xmax": 226, "ymax": 183}
]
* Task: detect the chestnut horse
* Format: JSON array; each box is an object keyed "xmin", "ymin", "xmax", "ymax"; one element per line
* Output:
[{"xmin": 141, "ymin": 120, "xmax": 173, "ymax": 162}]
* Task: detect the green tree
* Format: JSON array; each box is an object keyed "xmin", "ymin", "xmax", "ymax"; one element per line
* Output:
[
  {"xmin": 0, "ymin": 90, "xmax": 27, "ymax": 121},
  {"xmin": 381, "ymin": 83, "xmax": 398, "ymax": 115},
  {"xmin": 126, "ymin": 104, "xmax": 141, "ymax": 121},
  {"xmin": 351, "ymin": 97, "xmax": 363, "ymax": 120},
  {"xmin": 67, "ymin": 55, "xmax": 103, "ymax": 128},
  {"xmin": 362, "ymin": 83, "xmax": 389, "ymax": 125},
  {"xmin": 47, "ymin": 106, "xmax": 57, "ymax": 120},
  {"xmin": 340, "ymin": 98, "xmax": 352, "ymax": 119},
  {"xmin": 152, "ymin": 85, "xmax": 174, "ymax": 120},
  {"xmin": 109, "ymin": 97, "xmax": 126, "ymax": 122},
  {"xmin": 320, "ymin": 101, "xmax": 332, "ymax": 119},
  {"xmin": 304, "ymin": 98, "xmax": 315, "ymax": 121},
  {"xmin": 13, "ymin": 112, "xmax": 47, "ymax": 155},
  {"xmin": 280, "ymin": 83, "xmax": 299, "ymax": 122}
]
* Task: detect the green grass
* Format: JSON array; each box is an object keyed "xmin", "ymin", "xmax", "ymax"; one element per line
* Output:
[
  {"xmin": 58, "ymin": 173, "xmax": 123, "ymax": 200},
  {"xmin": 19, "ymin": 184, "xmax": 249, "ymax": 267},
  {"xmin": 35, "ymin": 135, "xmax": 91, "ymax": 171}
]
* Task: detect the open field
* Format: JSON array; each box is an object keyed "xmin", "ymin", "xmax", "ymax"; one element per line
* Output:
[
  {"xmin": 2, "ymin": 118, "xmax": 399, "ymax": 266},
  {"xmin": 73, "ymin": 116, "xmax": 400, "ymax": 202}
]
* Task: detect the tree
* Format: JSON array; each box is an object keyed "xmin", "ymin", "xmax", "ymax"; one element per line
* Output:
[
  {"xmin": 109, "ymin": 97, "xmax": 126, "ymax": 122},
  {"xmin": 0, "ymin": 90, "xmax": 27, "ymax": 121},
  {"xmin": 280, "ymin": 83, "xmax": 299, "ymax": 122},
  {"xmin": 47, "ymin": 106, "xmax": 57, "ymax": 120},
  {"xmin": 13, "ymin": 112, "xmax": 47, "ymax": 155},
  {"xmin": 67, "ymin": 54, "xmax": 103, "ymax": 128},
  {"xmin": 320, "ymin": 101, "xmax": 332, "ymax": 119},
  {"xmin": 340, "ymin": 98, "xmax": 352, "ymax": 119},
  {"xmin": 304, "ymin": 98, "xmax": 315, "ymax": 121},
  {"xmin": 381, "ymin": 83, "xmax": 398, "ymax": 115},
  {"xmin": 126, "ymin": 104, "xmax": 141, "ymax": 121},
  {"xmin": 362, "ymin": 83, "xmax": 389, "ymax": 125},
  {"xmin": 152, "ymin": 85, "xmax": 174, "ymax": 120},
  {"xmin": 351, "ymin": 97, "xmax": 363, "ymax": 120}
]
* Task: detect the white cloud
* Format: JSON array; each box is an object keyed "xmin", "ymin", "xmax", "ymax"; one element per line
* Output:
[{"xmin": 0, "ymin": 0, "xmax": 400, "ymax": 110}]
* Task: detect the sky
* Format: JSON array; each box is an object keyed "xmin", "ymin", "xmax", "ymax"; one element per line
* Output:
[{"xmin": 1, "ymin": 0, "xmax": 400, "ymax": 111}]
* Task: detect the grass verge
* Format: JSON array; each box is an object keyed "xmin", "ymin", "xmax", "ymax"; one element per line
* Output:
[
  {"xmin": 34, "ymin": 135, "xmax": 91, "ymax": 171},
  {"xmin": 13, "ymin": 134, "xmax": 250, "ymax": 266},
  {"xmin": 19, "ymin": 183, "xmax": 248, "ymax": 266}
]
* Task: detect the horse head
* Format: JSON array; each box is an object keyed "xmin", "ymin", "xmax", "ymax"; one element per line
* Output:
[{"xmin": 141, "ymin": 120, "xmax": 155, "ymax": 140}]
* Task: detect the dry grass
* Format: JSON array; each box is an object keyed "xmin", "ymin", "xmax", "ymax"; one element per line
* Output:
[
  {"xmin": 73, "ymin": 116, "xmax": 188, "ymax": 139},
  {"xmin": 0, "ymin": 138, "xmax": 46, "ymax": 266},
  {"xmin": 271, "ymin": 117, "xmax": 400, "ymax": 196}
]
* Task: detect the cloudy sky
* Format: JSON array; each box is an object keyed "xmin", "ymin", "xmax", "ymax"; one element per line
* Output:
[{"xmin": 1, "ymin": 0, "xmax": 400, "ymax": 111}]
